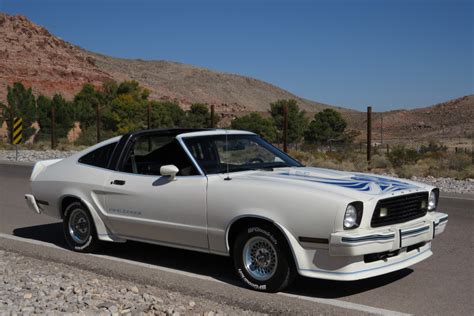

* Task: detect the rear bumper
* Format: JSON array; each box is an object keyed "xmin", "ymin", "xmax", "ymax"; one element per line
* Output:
[
  {"xmin": 24, "ymin": 194, "xmax": 42, "ymax": 214},
  {"xmin": 294, "ymin": 212, "xmax": 448, "ymax": 281}
]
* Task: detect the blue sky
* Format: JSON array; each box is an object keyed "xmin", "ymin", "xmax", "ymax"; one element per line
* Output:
[{"xmin": 1, "ymin": 0, "xmax": 472, "ymax": 111}]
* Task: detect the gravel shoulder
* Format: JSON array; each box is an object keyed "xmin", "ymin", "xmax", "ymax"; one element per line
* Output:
[{"xmin": 0, "ymin": 249, "xmax": 261, "ymax": 315}]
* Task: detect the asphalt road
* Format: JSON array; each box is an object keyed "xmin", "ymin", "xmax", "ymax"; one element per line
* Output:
[{"xmin": 1, "ymin": 163, "xmax": 473, "ymax": 315}]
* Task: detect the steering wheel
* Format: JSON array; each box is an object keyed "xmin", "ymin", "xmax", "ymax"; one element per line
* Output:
[{"xmin": 246, "ymin": 157, "xmax": 264, "ymax": 164}]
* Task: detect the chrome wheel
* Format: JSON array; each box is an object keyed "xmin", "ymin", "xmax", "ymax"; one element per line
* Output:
[
  {"xmin": 68, "ymin": 208, "xmax": 91, "ymax": 244},
  {"xmin": 243, "ymin": 236, "xmax": 278, "ymax": 281}
]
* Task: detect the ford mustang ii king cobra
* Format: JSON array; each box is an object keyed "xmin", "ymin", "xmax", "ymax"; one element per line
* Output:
[{"xmin": 25, "ymin": 128, "xmax": 448, "ymax": 292}]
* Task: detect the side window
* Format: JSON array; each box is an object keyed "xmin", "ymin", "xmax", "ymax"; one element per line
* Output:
[
  {"xmin": 215, "ymin": 138, "xmax": 275, "ymax": 165},
  {"xmin": 121, "ymin": 135, "xmax": 199, "ymax": 176},
  {"xmin": 78, "ymin": 142, "xmax": 118, "ymax": 169}
]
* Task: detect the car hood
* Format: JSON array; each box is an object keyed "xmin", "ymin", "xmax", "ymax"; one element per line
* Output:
[{"xmin": 243, "ymin": 167, "xmax": 432, "ymax": 200}]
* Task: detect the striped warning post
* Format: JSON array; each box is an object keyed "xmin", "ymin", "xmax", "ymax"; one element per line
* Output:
[{"xmin": 13, "ymin": 117, "xmax": 23, "ymax": 145}]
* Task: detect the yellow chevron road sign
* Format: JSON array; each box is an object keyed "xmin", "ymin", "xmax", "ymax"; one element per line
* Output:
[{"xmin": 13, "ymin": 117, "xmax": 23, "ymax": 145}]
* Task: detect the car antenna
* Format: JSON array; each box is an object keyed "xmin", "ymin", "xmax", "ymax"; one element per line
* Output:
[{"xmin": 224, "ymin": 129, "xmax": 231, "ymax": 181}]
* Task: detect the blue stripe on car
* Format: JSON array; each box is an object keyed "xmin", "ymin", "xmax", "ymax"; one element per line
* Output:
[{"xmin": 275, "ymin": 172, "xmax": 418, "ymax": 194}]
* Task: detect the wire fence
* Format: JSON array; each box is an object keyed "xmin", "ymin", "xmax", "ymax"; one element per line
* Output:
[{"xmin": 2, "ymin": 128, "xmax": 473, "ymax": 153}]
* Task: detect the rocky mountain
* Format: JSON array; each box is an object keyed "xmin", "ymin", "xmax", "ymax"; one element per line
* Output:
[{"xmin": 0, "ymin": 13, "xmax": 337, "ymax": 113}]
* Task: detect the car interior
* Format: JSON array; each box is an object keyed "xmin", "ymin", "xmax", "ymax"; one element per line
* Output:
[{"xmin": 122, "ymin": 137, "xmax": 199, "ymax": 176}]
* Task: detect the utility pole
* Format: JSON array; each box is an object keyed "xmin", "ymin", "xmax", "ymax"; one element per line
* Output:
[
  {"xmin": 96, "ymin": 104, "xmax": 100, "ymax": 143},
  {"xmin": 283, "ymin": 104, "xmax": 288, "ymax": 153},
  {"xmin": 51, "ymin": 106, "xmax": 56, "ymax": 149},
  {"xmin": 367, "ymin": 106, "xmax": 372, "ymax": 170},
  {"xmin": 210, "ymin": 104, "xmax": 215, "ymax": 128}
]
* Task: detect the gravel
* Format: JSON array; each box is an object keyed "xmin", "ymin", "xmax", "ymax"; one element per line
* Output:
[
  {"xmin": 410, "ymin": 176, "xmax": 474, "ymax": 195},
  {"xmin": 0, "ymin": 149, "xmax": 472, "ymax": 194},
  {"xmin": 0, "ymin": 249, "xmax": 262, "ymax": 315},
  {"xmin": 0, "ymin": 149, "xmax": 77, "ymax": 162}
]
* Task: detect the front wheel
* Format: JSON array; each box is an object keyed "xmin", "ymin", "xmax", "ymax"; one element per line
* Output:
[
  {"xmin": 63, "ymin": 202, "xmax": 100, "ymax": 252},
  {"xmin": 233, "ymin": 225, "xmax": 296, "ymax": 292}
]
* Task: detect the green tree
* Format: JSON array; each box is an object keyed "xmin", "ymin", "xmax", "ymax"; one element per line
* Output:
[
  {"xmin": 183, "ymin": 103, "xmax": 218, "ymax": 128},
  {"xmin": 304, "ymin": 109, "xmax": 348, "ymax": 145},
  {"xmin": 37, "ymin": 94, "xmax": 74, "ymax": 140},
  {"xmin": 0, "ymin": 82, "xmax": 36, "ymax": 143},
  {"xmin": 304, "ymin": 109, "xmax": 347, "ymax": 144},
  {"xmin": 73, "ymin": 83, "xmax": 103, "ymax": 128},
  {"xmin": 231, "ymin": 113, "xmax": 277, "ymax": 142},
  {"xmin": 102, "ymin": 81, "xmax": 150, "ymax": 133},
  {"xmin": 102, "ymin": 80, "xmax": 118, "ymax": 102},
  {"xmin": 149, "ymin": 101, "xmax": 185, "ymax": 128},
  {"xmin": 269, "ymin": 99, "xmax": 308, "ymax": 144}
]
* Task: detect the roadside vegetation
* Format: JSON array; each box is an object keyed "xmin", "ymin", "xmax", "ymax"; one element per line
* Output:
[{"xmin": 0, "ymin": 81, "xmax": 472, "ymax": 179}]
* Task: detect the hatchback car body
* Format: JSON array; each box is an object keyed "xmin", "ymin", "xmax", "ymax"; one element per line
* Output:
[{"xmin": 25, "ymin": 128, "xmax": 448, "ymax": 292}]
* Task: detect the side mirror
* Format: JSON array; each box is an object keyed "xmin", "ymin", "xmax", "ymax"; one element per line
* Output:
[{"xmin": 160, "ymin": 165, "xmax": 179, "ymax": 180}]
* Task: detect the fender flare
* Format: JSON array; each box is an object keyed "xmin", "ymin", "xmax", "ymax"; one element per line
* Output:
[
  {"xmin": 225, "ymin": 214, "xmax": 301, "ymax": 270},
  {"xmin": 59, "ymin": 193, "xmax": 125, "ymax": 243}
]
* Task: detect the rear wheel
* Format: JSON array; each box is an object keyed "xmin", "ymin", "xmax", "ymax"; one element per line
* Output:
[
  {"xmin": 232, "ymin": 224, "xmax": 296, "ymax": 292},
  {"xmin": 63, "ymin": 202, "xmax": 99, "ymax": 252}
]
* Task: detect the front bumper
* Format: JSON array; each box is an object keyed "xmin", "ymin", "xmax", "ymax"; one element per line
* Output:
[
  {"xmin": 295, "ymin": 212, "xmax": 448, "ymax": 281},
  {"xmin": 329, "ymin": 211, "xmax": 448, "ymax": 257}
]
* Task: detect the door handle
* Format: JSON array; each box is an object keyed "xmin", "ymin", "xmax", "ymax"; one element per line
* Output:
[{"xmin": 111, "ymin": 180, "xmax": 126, "ymax": 185}]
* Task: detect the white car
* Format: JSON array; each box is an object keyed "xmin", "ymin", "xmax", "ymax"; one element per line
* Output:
[{"xmin": 25, "ymin": 128, "xmax": 448, "ymax": 292}]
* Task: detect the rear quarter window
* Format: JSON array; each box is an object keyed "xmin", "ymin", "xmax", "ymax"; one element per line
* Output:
[{"xmin": 78, "ymin": 142, "xmax": 118, "ymax": 169}]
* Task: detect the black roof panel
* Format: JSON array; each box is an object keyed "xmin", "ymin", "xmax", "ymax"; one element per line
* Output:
[{"xmin": 126, "ymin": 128, "xmax": 214, "ymax": 138}]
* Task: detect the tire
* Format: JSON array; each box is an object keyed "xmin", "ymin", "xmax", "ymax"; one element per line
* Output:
[
  {"xmin": 232, "ymin": 224, "xmax": 296, "ymax": 292},
  {"xmin": 63, "ymin": 202, "xmax": 100, "ymax": 253}
]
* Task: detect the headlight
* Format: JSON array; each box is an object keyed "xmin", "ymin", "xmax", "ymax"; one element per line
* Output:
[
  {"xmin": 428, "ymin": 189, "xmax": 439, "ymax": 211},
  {"xmin": 343, "ymin": 202, "xmax": 363, "ymax": 229}
]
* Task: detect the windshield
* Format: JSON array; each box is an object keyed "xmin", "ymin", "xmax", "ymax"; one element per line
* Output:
[{"xmin": 182, "ymin": 134, "xmax": 302, "ymax": 174}]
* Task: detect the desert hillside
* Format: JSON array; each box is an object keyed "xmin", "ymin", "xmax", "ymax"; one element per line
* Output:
[
  {"xmin": 0, "ymin": 13, "xmax": 336, "ymax": 113},
  {"xmin": 343, "ymin": 95, "xmax": 474, "ymax": 141}
]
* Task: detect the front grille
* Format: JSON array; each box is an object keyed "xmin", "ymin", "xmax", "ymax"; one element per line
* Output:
[{"xmin": 371, "ymin": 192, "xmax": 429, "ymax": 227}]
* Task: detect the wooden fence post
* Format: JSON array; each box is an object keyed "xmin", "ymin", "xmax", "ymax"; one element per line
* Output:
[
  {"xmin": 367, "ymin": 106, "xmax": 372, "ymax": 170},
  {"xmin": 210, "ymin": 104, "xmax": 215, "ymax": 128},
  {"xmin": 283, "ymin": 104, "xmax": 288, "ymax": 153},
  {"xmin": 96, "ymin": 104, "xmax": 101, "ymax": 143},
  {"xmin": 51, "ymin": 106, "xmax": 56, "ymax": 149}
]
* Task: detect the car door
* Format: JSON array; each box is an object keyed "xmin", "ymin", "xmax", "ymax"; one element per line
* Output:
[{"xmin": 103, "ymin": 133, "xmax": 208, "ymax": 250}]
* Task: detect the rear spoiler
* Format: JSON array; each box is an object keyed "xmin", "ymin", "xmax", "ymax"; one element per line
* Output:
[{"xmin": 30, "ymin": 159, "xmax": 62, "ymax": 181}]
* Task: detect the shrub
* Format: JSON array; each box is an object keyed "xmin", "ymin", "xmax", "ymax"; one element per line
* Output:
[
  {"xmin": 354, "ymin": 160, "xmax": 368, "ymax": 171},
  {"xmin": 395, "ymin": 165, "xmax": 413, "ymax": 179},
  {"xmin": 447, "ymin": 153, "xmax": 471, "ymax": 171},
  {"xmin": 313, "ymin": 158, "xmax": 340, "ymax": 170},
  {"xmin": 288, "ymin": 150, "xmax": 317, "ymax": 166},
  {"xmin": 387, "ymin": 146, "xmax": 420, "ymax": 168},
  {"xmin": 371, "ymin": 154, "xmax": 391, "ymax": 169},
  {"xmin": 462, "ymin": 165, "xmax": 474, "ymax": 179},
  {"xmin": 420, "ymin": 141, "xmax": 447, "ymax": 154}
]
